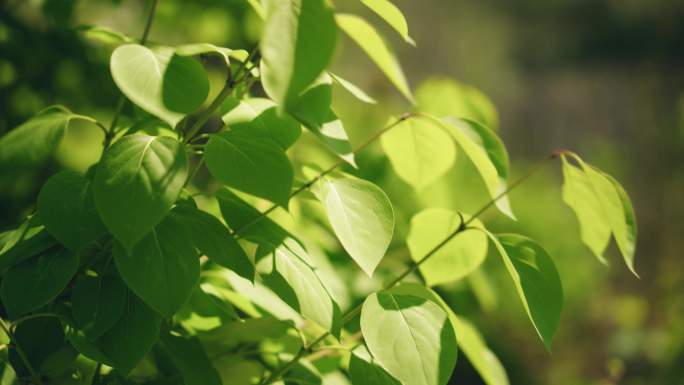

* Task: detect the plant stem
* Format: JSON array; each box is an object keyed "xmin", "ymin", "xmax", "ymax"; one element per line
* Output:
[
  {"xmin": 233, "ymin": 112, "xmax": 416, "ymax": 237},
  {"xmin": 0, "ymin": 317, "xmax": 43, "ymax": 385},
  {"xmin": 183, "ymin": 79, "xmax": 233, "ymax": 143},
  {"xmin": 257, "ymin": 153, "xmax": 557, "ymax": 385},
  {"xmin": 102, "ymin": 0, "xmax": 159, "ymax": 151},
  {"xmin": 183, "ymin": 47, "xmax": 258, "ymax": 144},
  {"xmin": 140, "ymin": 0, "xmax": 159, "ymax": 45}
]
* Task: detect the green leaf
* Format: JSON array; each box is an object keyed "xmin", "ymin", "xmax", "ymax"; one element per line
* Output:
[
  {"xmin": 205, "ymin": 130, "xmax": 294, "ymax": 207},
  {"xmin": 198, "ymin": 316, "xmax": 290, "ymax": 354},
  {"xmin": 176, "ymin": 285, "xmax": 238, "ymax": 334},
  {"xmin": 329, "ymin": 72, "xmax": 377, "ymax": 104},
  {"xmin": 278, "ymin": 72, "xmax": 357, "ymax": 166},
  {"xmin": 158, "ymin": 334, "xmax": 222, "ymax": 385},
  {"xmin": 449, "ymin": 315, "xmax": 509, "ymax": 385},
  {"xmin": 312, "ymin": 175, "xmax": 394, "ymax": 277},
  {"xmin": 0, "ymin": 106, "xmax": 80, "ymax": 169},
  {"xmin": 259, "ymin": 240, "xmax": 341, "ymax": 335},
  {"xmin": 77, "ymin": 25, "xmax": 134, "ymax": 46},
  {"xmin": 215, "ymin": 188, "xmax": 293, "ymax": 247},
  {"xmin": 110, "ymin": 44, "xmax": 209, "ymax": 126},
  {"xmin": 9, "ymin": 317, "xmax": 70, "ymax": 379},
  {"xmin": 1, "ymin": 248, "xmax": 78, "ymax": 318},
  {"xmin": 71, "ymin": 271, "xmax": 127, "ymax": 340},
  {"xmin": 604, "ymin": 173, "xmax": 638, "ymax": 274},
  {"xmin": 94, "ymin": 291, "xmax": 161, "ymax": 373},
  {"xmin": 113, "ymin": 214, "xmax": 200, "ymax": 317},
  {"xmin": 389, "ymin": 283, "xmax": 508, "ymax": 385},
  {"xmin": 486, "ymin": 233, "xmax": 563, "ymax": 350},
  {"xmin": 260, "ymin": 0, "xmax": 337, "ymax": 109},
  {"xmin": 561, "ymin": 153, "xmax": 637, "ymax": 275},
  {"xmin": 407, "ymin": 209, "xmax": 487, "ymax": 286},
  {"xmin": 560, "ymin": 156, "xmax": 610, "ymax": 264},
  {"xmin": 0, "ymin": 222, "xmax": 56, "ymax": 271},
  {"xmin": 336, "ymin": 13, "xmax": 413, "ymax": 102},
  {"xmin": 175, "ymin": 43, "xmax": 247, "ymax": 68},
  {"xmin": 213, "ymin": 357, "xmax": 264, "ymax": 385},
  {"xmin": 221, "ymin": 97, "xmax": 301, "ymax": 149},
  {"xmin": 284, "ymin": 359, "xmax": 322, "ymax": 385},
  {"xmin": 170, "ymin": 204, "xmax": 254, "ymax": 281},
  {"xmin": 93, "ymin": 134, "xmax": 188, "ymax": 251},
  {"xmin": 360, "ymin": 291, "xmax": 457, "ymax": 385},
  {"xmin": 416, "ymin": 77, "xmax": 499, "ymax": 130},
  {"xmin": 349, "ymin": 345, "xmax": 401, "ymax": 385},
  {"xmin": 360, "ymin": 0, "xmax": 415, "ymax": 45},
  {"xmin": 37, "ymin": 171, "xmax": 106, "ymax": 251},
  {"xmin": 380, "ymin": 116, "xmax": 456, "ymax": 190},
  {"xmin": 437, "ymin": 116, "xmax": 515, "ymax": 219}
]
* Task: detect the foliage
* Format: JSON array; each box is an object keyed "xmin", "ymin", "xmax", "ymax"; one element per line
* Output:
[{"xmin": 0, "ymin": 1, "xmax": 639, "ymax": 384}]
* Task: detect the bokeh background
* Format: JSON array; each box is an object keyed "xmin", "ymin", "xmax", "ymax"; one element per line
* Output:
[{"xmin": 1, "ymin": 1, "xmax": 683, "ymax": 384}]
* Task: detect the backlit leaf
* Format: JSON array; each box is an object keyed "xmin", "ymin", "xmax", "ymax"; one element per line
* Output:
[
  {"xmin": 259, "ymin": 239, "xmax": 341, "ymax": 335},
  {"xmin": 360, "ymin": 291, "xmax": 457, "ymax": 385},
  {"xmin": 407, "ymin": 209, "xmax": 487, "ymax": 286},
  {"xmin": 329, "ymin": 72, "xmax": 377, "ymax": 104},
  {"xmin": 312, "ymin": 175, "xmax": 394, "ymax": 277},
  {"xmin": 360, "ymin": 0, "xmax": 415, "ymax": 45},
  {"xmin": 110, "ymin": 44, "xmax": 209, "ymax": 126},
  {"xmin": 416, "ymin": 77, "xmax": 499, "ymax": 130},
  {"xmin": 390, "ymin": 283, "xmax": 507, "ymax": 385},
  {"xmin": 260, "ymin": 0, "xmax": 337, "ymax": 109},
  {"xmin": 562, "ymin": 153, "xmax": 638, "ymax": 275},
  {"xmin": 560, "ymin": 156, "xmax": 611, "ymax": 264},
  {"xmin": 380, "ymin": 116, "xmax": 456, "ymax": 190},
  {"xmin": 438, "ymin": 116, "xmax": 515, "ymax": 219},
  {"xmin": 349, "ymin": 345, "xmax": 400, "ymax": 385},
  {"xmin": 336, "ymin": 13, "xmax": 413, "ymax": 102}
]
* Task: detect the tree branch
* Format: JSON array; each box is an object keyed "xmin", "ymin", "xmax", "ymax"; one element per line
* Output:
[{"xmin": 257, "ymin": 153, "xmax": 558, "ymax": 385}]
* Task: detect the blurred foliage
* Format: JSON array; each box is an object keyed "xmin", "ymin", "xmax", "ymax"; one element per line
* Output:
[{"xmin": 0, "ymin": 0, "xmax": 682, "ymax": 384}]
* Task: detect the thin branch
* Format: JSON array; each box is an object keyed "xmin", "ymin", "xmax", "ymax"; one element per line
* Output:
[
  {"xmin": 140, "ymin": 0, "xmax": 159, "ymax": 45},
  {"xmin": 257, "ymin": 153, "xmax": 557, "ymax": 385},
  {"xmin": 102, "ymin": 0, "xmax": 159, "ymax": 151}
]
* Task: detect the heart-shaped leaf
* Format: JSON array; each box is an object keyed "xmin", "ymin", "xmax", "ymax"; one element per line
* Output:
[
  {"xmin": 407, "ymin": 209, "xmax": 487, "ymax": 286},
  {"xmin": 93, "ymin": 134, "xmax": 188, "ymax": 251},
  {"xmin": 360, "ymin": 291, "xmax": 457, "ymax": 385},
  {"xmin": 110, "ymin": 44, "xmax": 209, "ymax": 126},
  {"xmin": 205, "ymin": 130, "xmax": 293, "ymax": 207},
  {"xmin": 312, "ymin": 175, "xmax": 394, "ymax": 277},
  {"xmin": 113, "ymin": 214, "xmax": 200, "ymax": 317},
  {"xmin": 380, "ymin": 116, "xmax": 456, "ymax": 190},
  {"xmin": 37, "ymin": 171, "xmax": 107, "ymax": 251}
]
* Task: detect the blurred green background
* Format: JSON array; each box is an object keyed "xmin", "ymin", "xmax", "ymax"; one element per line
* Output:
[{"xmin": 1, "ymin": 1, "xmax": 683, "ymax": 384}]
